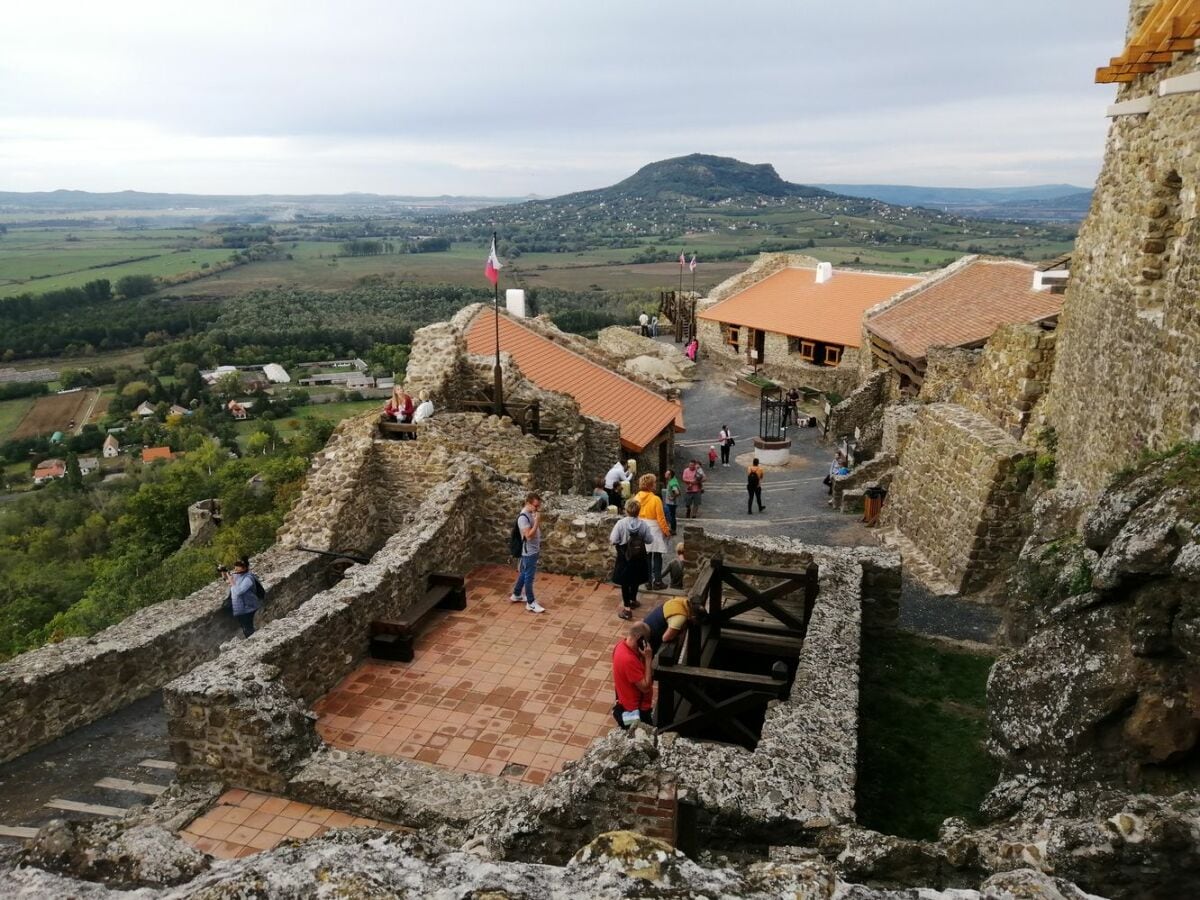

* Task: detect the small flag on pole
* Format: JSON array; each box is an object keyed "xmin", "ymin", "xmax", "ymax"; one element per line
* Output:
[
  {"xmin": 678, "ymin": 251, "xmax": 686, "ymax": 268},
  {"xmin": 689, "ymin": 254, "xmax": 697, "ymax": 273},
  {"xmin": 485, "ymin": 238, "xmax": 502, "ymax": 286}
]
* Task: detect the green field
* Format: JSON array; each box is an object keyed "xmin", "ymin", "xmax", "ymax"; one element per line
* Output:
[
  {"xmin": 0, "ymin": 226, "xmax": 233, "ymax": 297},
  {"xmin": 0, "ymin": 397, "xmax": 35, "ymax": 444},
  {"xmin": 234, "ymin": 399, "xmax": 380, "ymax": 449}
]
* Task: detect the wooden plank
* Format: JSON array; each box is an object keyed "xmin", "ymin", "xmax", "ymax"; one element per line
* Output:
[
  {"xmin": 139, "ymin": 759, "xmax": 177, "ymax": 771},
  {"xmin": 45, "ymin": 799, "xmax": 127, "ymax": 817},
  {"xmin": 95, "ymin": 777, "xmax": 167, "ymax": 797},
  {"xmin": 719, "ymin": 628, "xmax": 805, "ymax": 656},
  {"xmin": 655, "ymin": 663, "xmax": 787, "ymax": 690},
  {"xmin": 0, "ymin": 825, "xmax": 38, "ymax": 839}
]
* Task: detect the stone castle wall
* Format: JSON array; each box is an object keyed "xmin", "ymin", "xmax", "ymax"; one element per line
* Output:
[
  {"xmin": 0, "ymin": 547, "xmax": 334, "ymax": 765},
  {"xmin": 882, "ymin": 403, "xmax": 1034, "ymax": 594},
  {"xmin": 1045, "ymin": 45, "xmax": 1200, "ymax": 493},
  {"xmin": 920, "ymin": 347, "xmax": 981, "ymax": 403},
  {"xmin": 951, "ymin": 324, "xmax": 1056, "ymax": 440},
  {"xmin": 826, "ymin": 370, "xmax": 893, "ymax": 450}
]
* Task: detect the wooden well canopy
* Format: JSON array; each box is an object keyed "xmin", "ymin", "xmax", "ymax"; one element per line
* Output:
[
  {"xmin": 1096, "ymin": 0, "xmax": 1200, "ymax": 83},
  {"xmin": 653, "ymin": 556, "xmax": 819, "ymax": 749}
]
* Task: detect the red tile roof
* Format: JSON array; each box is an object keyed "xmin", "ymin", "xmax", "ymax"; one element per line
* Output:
[
  {"xmin": 698, "ymin": 266, "xmax": 923, "ymax": 348},
  {"xmin": 464, "ymin": 310, "xmax": 683, "ymax": 453},
  {"xmin": 141, "ymin": 446, "xmax": 174, "ymax": 463},
  {"xmin": 866, "ymin": 259, "xmax": 1063, "ymax": 362}
]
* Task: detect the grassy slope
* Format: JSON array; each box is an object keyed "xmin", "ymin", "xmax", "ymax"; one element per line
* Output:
[
  {"xmin": 857, "ymin": 631, "xmax": 998, "ymax": 840},
  {"xmin": 0, "ymin": 397, "xmax": 35, "ymax": 444}
]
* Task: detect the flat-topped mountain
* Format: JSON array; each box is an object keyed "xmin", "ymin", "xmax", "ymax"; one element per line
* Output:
[{"xmin": 591, "ymin": 154, "xmax": 832, "ymax": 202}]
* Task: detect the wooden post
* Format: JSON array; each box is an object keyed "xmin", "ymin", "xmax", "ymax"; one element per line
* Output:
[
  {"xmin": 530, "ymin": 399, "xmax": 540, "ymax": 436},
  {"xmin": 708, "ymin": 556, "xmax": 723, "ymax": 639},
  {"xmin": 803, "ymin": 562, "xmax": 819, "ymax": 633}
]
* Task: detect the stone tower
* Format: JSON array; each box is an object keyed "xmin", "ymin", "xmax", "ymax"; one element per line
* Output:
[{"xmin": 1045, "ymin": 0, "xmax": 1199, "ymax": 494}]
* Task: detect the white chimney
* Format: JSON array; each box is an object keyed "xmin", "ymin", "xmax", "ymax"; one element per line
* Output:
[
  {"xmin": 505, "ymin": 288, "xmax": 527, "ymax": 318},
  {"xmin": 815, "ymin": 262, "xmax": 833, "ymax": 284}
]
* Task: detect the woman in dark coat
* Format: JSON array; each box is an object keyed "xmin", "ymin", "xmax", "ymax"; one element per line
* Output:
[{"xmin": 611, "ymin": 498, "xmax": 652, "ymax": 620}]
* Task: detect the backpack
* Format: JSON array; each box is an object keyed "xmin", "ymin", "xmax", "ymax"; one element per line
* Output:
[
  {"xmin": 623, "ymin": 522, "xmax": 647, "ymax": 561},
  {"xmin": 509, "ymin": 520, "xmax": 524, "ymax": 557},
  {"xmin": 747, "ymin": 469, "xmax": 760, "ymax": 488},
  {"xmin": 252, "ymin": 575, "xmax": 266, "ymax": 603}
]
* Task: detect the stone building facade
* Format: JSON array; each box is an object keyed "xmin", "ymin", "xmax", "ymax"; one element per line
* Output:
[{"xmin": 1046, "ymin": 3, "xmax": 1200, "ymax": 494}]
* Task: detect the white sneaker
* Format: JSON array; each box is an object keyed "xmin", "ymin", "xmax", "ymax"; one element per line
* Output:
[
  {"xmin": 509, "ymin": 594, "xmax": 524, "ymax": 603},
  {"xmin": 526, "ymin": 601, "xmax": 546, "ymax": 614}
]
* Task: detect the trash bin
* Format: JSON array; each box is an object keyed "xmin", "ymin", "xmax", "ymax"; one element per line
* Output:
[{"xmin": 863, "ymin": 485, "xmax": 888, "ymax": 527}]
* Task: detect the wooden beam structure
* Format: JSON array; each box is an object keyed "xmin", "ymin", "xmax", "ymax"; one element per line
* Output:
[
  {"xmin": 653, "ymin": 557, "xmax": 818, "ymax": 746},
  {"xmin": 1096, "ymin": 1, "xmax": 1200, "ymax": 83}
]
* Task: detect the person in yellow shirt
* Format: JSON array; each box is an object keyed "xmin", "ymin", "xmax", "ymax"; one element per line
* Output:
[{"xmin": 634, "ymin": 473, "xmax": 671, "ymax": 589}]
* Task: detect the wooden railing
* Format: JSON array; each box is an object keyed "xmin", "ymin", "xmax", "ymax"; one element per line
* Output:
[{"xmin": 653, "ymin": 556, "xmax": 818, "ymax": 747}]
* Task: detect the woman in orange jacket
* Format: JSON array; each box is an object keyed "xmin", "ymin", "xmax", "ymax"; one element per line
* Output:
[{"xmin": 634, "ymin": 473, "xmax": 672, "ymax": 589}]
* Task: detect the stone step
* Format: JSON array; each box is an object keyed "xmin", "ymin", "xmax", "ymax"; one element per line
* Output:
[
  {"xmin": 44, "ymin": 799, "xmax": 127, "ymax": 817},
  {"xmin": 95, "ymin": 777, "xmax": 168, "ymax": 797},
  {"xmin": 0, "ymin": 825, "xmax": 38, "ymax": 840},
  {"xmin": 139, "ymin": 759, "xmax": 177, "ymax": 771},
  {"xmin": 841, "ymin": 488, "xmax": 866, "ymax": 514}
]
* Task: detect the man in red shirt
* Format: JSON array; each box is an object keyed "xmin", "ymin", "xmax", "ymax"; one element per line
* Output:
[{"xmin": 612, "ymin": 623, "xmax": 654, "ymax": 728}]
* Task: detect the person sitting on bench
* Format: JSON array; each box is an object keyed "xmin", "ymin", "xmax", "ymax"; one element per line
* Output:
[{"xmin": 384, "ymin": 387, "xmax": 414, "ymax": 423}]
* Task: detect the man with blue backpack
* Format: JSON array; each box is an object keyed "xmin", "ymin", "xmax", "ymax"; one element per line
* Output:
[{"xmin": 509, "ymin": 493, "xmax": 547, "ymax": 614}]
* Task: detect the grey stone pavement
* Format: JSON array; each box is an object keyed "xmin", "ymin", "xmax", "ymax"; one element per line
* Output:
[
  {"xmin": 0, "ymin": 693, "xmax": 172, "ymax": 841},
  {"xmin": 662, "ymin": 342, "xmax": 1000, "ymax": 644}
]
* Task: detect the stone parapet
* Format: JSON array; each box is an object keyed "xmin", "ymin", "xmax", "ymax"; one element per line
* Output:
[
  {"xmin": 827, "ymin": 369, "xmax": 893, "ymax": 450},
  {"xmin": 882, "ymin": 403, "xmax": 1034, "ymax": 594},
  {"xmin": 0, "ymin": 546, "xmax": 331, "ymax": 765}
]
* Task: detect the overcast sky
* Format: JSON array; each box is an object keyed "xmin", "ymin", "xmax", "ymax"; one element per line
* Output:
[{"xmin": 0, "ymin": 0, "xmax": 1130, "ymax": 196}]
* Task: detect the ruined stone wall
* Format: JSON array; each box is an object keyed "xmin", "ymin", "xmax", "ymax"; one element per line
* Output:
[
  {"xmin": 165, "ymin": 469, "xmax": 492, "ymax": 790},
  {"xmin": 0, "ymin": 547, "xmax": 332, "ymax": 765},
  {"xmin": 276, "ymin": 417, "xmax": 378, "ymax": 553},
  {"xmin": 1045, "ymin": 47, "xmax": 1200, "ymax": 494},
  {"xmin": 920, "ymin": 347, "xmax": 981, "ymax": 403},
  {"xmin": 950, "ymin": 324, "xmax": 1056, "ymax": 440},
  {"xmin": 826, "ymin": 370, "xmax": 893, "ymax": 450},
  {"xmin": 882, "ymin": 403, "xmax": 1034, "ymax": 594}
]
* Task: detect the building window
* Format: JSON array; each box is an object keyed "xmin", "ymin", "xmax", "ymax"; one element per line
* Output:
[
  {"xmin": 798, "ymin": 340, "xmax": 816, "ymax": 361},
  {"xmin": 824, "ymin": 345, "xmax": 843, "ymax": 366},
  {"xmin": 722, "ymin": 323, "xmax": 740, "ymax": 353}
]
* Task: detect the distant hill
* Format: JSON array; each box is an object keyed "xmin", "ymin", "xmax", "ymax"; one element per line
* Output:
[
  {"xmin": 453, "ymin": 154, "xmax": 1078, "ymax": 261},
  {"xmin": 812, "ymin": 183, "xmax": 1093, "ymax": 222},
  {"xmin": 597, "ymin": 154, "xmax": 832, "ymax": 202}
]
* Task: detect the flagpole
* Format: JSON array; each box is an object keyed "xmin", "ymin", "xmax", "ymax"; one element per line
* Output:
[
  {"xmin": 493, "ymin": 231, "xmax": 503, "ymax": 416},
  {"xmin": 678, "ymin": 250, "xmax": 684, "ymax": 308},
  {"xmin": 691, "ymin": 258, "xmax": 696, "ymax": 298}
]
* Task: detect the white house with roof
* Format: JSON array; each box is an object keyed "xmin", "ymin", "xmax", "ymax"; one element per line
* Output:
[{"xmin": 103, "ymin": 434, "xmax": 120, "ymax": 458}]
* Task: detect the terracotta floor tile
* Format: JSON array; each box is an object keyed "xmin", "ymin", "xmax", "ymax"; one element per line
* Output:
[
  {"xmin": 220, "ymin": 789, "xmax": 249, "ymax": 805},
  {"xmin": 287, "ymin": 820, "xmax": 322, "ymax": 840},
  {"xmin": 312, "ymin": 565, "xmax": 627, "ymax": 785},
  {"xmin": 260, "ymin": 817, "xmax": 295, "ymax": 836},
  {"xmin": 206, "ymin": 821, "xmax": 236, "ymax": 841}
]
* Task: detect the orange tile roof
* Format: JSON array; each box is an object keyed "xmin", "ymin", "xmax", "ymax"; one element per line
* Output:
[
  {"xmin": 141, "ymin": 446, "xmax": 174, "ymax": 463},
  {"xmin": 698, "ymin": 267, "xmax": 923, "ymax": 348},
  {"xmin": 464, "ymin": 310, "xmax": 683, "ymax": 453},
  {"xmin": 866, "ymin": 259, "xmax": 1063, "ymax": 362}
]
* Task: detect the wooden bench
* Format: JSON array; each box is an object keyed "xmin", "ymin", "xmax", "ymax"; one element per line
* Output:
[
  {"xmin": 369, "ymin": 572, "xmax": 466, "ymax": 663},
  {"xmin": 378, "ymin": 421, "xmax": 418, "ymax": 440}
]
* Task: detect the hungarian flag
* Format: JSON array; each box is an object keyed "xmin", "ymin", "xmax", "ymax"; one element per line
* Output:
[
  {"xmin": 689, "ymin": 254, "xmax": 697, "ymax": 273},
  {"xmin": 678, "ymin": 251, "xmax": 686, "ymax": 268},
  {"xmin": 485, "ymin": 238, "xmax": 502, "ymax": 286}
]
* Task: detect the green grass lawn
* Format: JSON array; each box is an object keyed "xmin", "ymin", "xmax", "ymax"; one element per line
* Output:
[
  {"xmin": 856, "ymin": 631, "xmax": 998, "ymax": 840},
  {"xmin": 0, "ymin": 397, "xmax": 35, "ymax": 444},
  {"xmin": 233, "ymin": 399, "xmax": 380, "ymax": 449}
]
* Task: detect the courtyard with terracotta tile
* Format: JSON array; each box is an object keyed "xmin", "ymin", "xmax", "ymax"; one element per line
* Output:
[
  {"xmin": 314, "ymin": 564, "xmax": 631, "ymax": 786},
  {"xmin": 180, "ymin": 789, "xmax": 405, "ymax": 860}
]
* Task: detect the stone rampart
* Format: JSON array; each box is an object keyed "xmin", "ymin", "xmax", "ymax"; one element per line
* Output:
[
  {"xmin": 882, "ymin": 403, "xmax": 1034, "ymax": 594},
  {"xmin": 1045, "ymin": 46, "xmax": 1200, "ymax": 493},
  {"xmin": 826, "ymin": 369, "xmax": 893, "ymax": 450},
  {"xmin": 951, "ymin": 324, "xmax": 1056, "ymax": 439},
  {"xmin": 921, "ymin": 347, "xmax": 981, "ymax": 403},
  {"xmin": 0, "ymin": 546, "xmax": 333, "ymax": 765}
]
